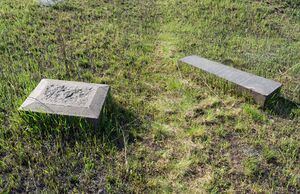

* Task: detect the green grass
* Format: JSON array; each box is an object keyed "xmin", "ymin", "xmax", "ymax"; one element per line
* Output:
[{"xmin": 0, "ymin": 0, "xmax": 300, "ymax": 193}]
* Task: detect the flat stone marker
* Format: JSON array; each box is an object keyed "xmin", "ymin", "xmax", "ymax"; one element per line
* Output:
[
  {"xmin": 179, "ymin": 55, "xmax": 282, "ymax": 106},
  {"xmin": 39, "ymin": 0, "xmax": 63, "ymax": 6},
  {"xmin": 20, "ymin": 79, "xmax": 110, "ymax": 124}
]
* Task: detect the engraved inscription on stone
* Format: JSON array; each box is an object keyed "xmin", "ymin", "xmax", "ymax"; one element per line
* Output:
[
  {"xmin": 40, "ymin": 84, "xmax": 94, "ymax": 106},
  {"xmin": 179, "ymin": 55, "xmax": 282, "ymax": 106}
]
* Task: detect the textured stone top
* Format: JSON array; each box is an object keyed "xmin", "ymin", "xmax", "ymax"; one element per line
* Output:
[
  {"xmin": 20, "ymin": 79, "xmax": 110, "ymax": 119},
  {"xmin": 180, "ymin": 55, "xmax": 282, "ymax": 97}
]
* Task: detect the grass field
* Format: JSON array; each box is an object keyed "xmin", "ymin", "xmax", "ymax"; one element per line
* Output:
[{"xmin": 0, "ymin": 0, "xmax": 299, "ymax": 193}]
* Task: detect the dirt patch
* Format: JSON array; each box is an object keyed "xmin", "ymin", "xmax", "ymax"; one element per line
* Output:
[{"xmin": 229, "ymin": 136, "xmax": 261, "ymax": 173}]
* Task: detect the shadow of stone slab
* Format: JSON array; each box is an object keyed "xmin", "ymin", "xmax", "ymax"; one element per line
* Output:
[
  {"xmin": 19, "ymin": 79, "xmax": 142, "ymax": 149},
  {"xmin": 265, "ymin": 96, "xmax": 300, "ymax": 119}
]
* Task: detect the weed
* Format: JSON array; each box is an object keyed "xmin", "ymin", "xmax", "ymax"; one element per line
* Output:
[
  {"xmin": 243, "ymin": 157, "xmax": 260, "ymax": 178},
  {"xmin": 83, "ymin": 157, "xmax": 94, "ymax": 172},
  {"xmin": 242, "ymin": 104, "xmax": 266, "ymax": 122}
]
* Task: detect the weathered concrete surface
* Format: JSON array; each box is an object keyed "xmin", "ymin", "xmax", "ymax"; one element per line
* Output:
[
  {"xmin": 179, "ymin": 55, "xmax": 282, "ymax": 106},
  {"xmin": 39, "ymin": 0, "xmax": 63, "ymax": 6},
  {"xmin": 20, "ymin": 79, "xmax": 110, "ymax": 122}
]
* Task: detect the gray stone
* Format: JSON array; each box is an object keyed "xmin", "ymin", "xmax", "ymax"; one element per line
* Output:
[
  {"xmin": 39, "ymin": 0, "xmax": 63, "ymax": 6},
  {"xmin": 179, "ymin": 55, "xmax": 282, "ymax": 106},
  {"xmin": 19, "ymin": 79, "xmax": 110, "ymax": 124}
]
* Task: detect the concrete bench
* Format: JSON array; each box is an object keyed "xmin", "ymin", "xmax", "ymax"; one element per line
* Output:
[{"xmin": 179, "ymin": 55, "xmax": 282, "ymax": 106}]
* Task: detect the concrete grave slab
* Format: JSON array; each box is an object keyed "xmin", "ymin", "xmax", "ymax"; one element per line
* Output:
[
  {"xmin": 39, "ymin": 0, "xmax": 63, "ymax": 6},
  {"xmin": 20, "ymin": 79, "xmax": 110, "ymax": 124},
  {"xmin": 179, "ymin": 55, "xmax": 282, "ymax": 106}
]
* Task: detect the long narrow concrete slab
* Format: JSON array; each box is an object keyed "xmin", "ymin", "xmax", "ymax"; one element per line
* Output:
[
  {"xmin": 179, "ymin": 55, "xmax": 282, "ymax": 106},
  {"xmin": 19, "ymin": 79, "xmax": 110, "ymax": 125}
]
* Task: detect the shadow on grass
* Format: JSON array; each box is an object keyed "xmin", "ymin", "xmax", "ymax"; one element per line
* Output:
[
  {"xmin": 265, "ymin": 96, "xmax": 300, "ymax": 119},
  {"xmin": 19, "ymin": 94, "xmax": 143, "ymax": 149},
  {"xmin": 52, "ymin": 2, "xmax": 84, "ymax": 12}
]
